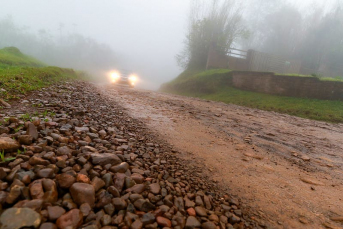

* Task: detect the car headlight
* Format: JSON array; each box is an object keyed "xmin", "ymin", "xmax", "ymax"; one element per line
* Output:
[
  {"xmin": 111, "ymin": 72, "xmax": 120, "ymax": 82},
  {"xmin": 129, "ymin": 75, "xmax": 137, "ymax": 82}
]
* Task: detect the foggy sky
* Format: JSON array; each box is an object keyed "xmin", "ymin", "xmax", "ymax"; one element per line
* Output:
[{"xmin": 0, "ymin": 0, "xmax": 335, "ymax": 89}]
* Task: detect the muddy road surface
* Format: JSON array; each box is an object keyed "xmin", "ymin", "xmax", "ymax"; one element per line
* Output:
[{"xmin": 101, "ymin": 86, "xmax": 343, "ymax": 229}]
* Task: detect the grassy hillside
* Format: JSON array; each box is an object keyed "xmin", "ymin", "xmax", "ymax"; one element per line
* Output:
[
  {"xmin": 0, "ymin": 47, "xmax": 45, "ymax": 68},
  {"xmin": 161, "ymin": 69, "xmax": 232, "ymax": 94},
  {"xmin": 0, "ymin": 47, "xmax": 82, "ymax": 100},
  {"xmin": 161, "ymin": 69, "xmax": 343, "ymax": 123}
]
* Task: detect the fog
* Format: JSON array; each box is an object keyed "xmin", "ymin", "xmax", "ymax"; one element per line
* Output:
[
  {"xmin": 0, "ymin": 0, "xmax": 341, "ymax": 89},
  {"xmin": 0, "ymin": 0, "xmax": 189, "ymax": 89}
]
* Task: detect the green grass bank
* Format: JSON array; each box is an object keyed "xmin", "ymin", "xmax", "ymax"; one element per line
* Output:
[
  {"xmin": 161, "ymin": 69, "xmax": 343, "ymax": 123},
  {"xmin": 0, "ymin": 47, "xmax": 83, "ymax": 100}
]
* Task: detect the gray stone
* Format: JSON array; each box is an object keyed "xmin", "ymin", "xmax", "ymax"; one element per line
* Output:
[
  {"xmin": 75, "ymin": 126, "xmax": 89, "ymax": 132},
  {"xmin": 0, "ymin": 208, "xmax": 41, "ymax": 229},
  {"xmin": 56, "ymin": 146, "xmax": 72, "ymax": 156},
  {"xmin": 26, "ymin": 123, "xmax": 38, "ymax": 140},
  {"xmin": 141, "ymin": 212, "xmax": 155, "ymax": 225},
  {"xmin": 90, "ymin": 153, "xmax": 121, "ymax": 166},
  {"xmin": 112, "ymin": 198, "xmax": 127, "ymax": 210},
  {"xmin": 195, "ymin": 206, "xmax": 207, "ymax": 217},
  {"xmin": 185, "ymin": 216, "xmax": 201, "ymax": 229}
]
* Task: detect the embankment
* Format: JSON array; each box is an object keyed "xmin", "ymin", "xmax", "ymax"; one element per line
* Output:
[{"xmin": 161, "ymin": 69, "xmax": 343, "ymax": 122}]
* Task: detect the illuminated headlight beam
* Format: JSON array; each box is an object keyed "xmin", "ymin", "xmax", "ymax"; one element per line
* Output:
[
  {"xmin": 129, "ymin": 75, "xmax": 137, "ymax": 82},
  {"xmin": 111, "ymin": 72, "xmax": 120, "ymax": 82}
]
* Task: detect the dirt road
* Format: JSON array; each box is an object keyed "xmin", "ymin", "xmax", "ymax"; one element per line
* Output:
[{"xmin": 102, "ymin": 86, "xmax": 343, "ymax": 229}]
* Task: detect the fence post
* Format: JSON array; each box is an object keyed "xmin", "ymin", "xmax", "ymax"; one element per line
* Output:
[{"xmin": 246, "ymin": 49, "xmax": 255, "ymax": 71}]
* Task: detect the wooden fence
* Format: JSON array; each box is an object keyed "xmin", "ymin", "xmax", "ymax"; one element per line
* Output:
[{"xmin": 207, "ymin": 44, "xmax": 342, "ymax": 77}]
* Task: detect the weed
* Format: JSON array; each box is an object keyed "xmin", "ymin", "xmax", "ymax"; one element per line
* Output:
[
  {"xmin": 14, "ymin": 125, "xmax": 23, "ymax": 133},
  {"xmin": 42, "ymin": 110, "xmax": 49, "ymax": 117},
  {"xmin": 0, "ymin": 150, "xmax": 4, "ymax": 161},
  {"xmin": 21, "ymin": 113, "xmax": 31, "ymax": 122},
  {"xmin": 0, "ymin": 150, "xmax": 15, "ymax": 162}
]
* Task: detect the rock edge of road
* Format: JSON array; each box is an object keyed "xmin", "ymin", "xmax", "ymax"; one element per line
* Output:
[{"xmin": 0, "ymin": 81, "xmax": 258, "ymax": 229}]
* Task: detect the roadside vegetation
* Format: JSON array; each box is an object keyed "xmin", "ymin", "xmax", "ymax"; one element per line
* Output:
[
  {"xmin": 274, "ymin": 73, "xmax": 343, "ymax": 82},
  {"xmin": 0, "ymin": 47, "xmax": 83, "ymax": 100},
  {"xmin": 161, "ymin": 69, "xmax": 343, "ymax": 123}
]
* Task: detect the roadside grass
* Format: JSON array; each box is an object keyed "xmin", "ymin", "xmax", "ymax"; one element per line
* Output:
[
  {"xmin": 197, "ymin": 87, "xmax": 343, "ymax": 123},
  {"xmin": 319, "ymin": 77, "xmax": 343, "ymax": 82},
  {"xmin": 0, "ymin": 66, "xmax": 81, "ymax": 100},
  {"xmin": 161, "ymin": 69, "xmax": 231, "ymax": 94},
  {"xmin": 0, "ymin": 47, "xmax": 45, "ymax": 68},
  {"xmin": 275, "ymin": 72, "xmax": 343, "ymax": 82},
  {"xmin": 0, "ymin": 47, "xmax": 84, "ymax": 100},
  {"xmin": 162, "ymin": 69, "xmax": 343, "ymax": 123},
  {"xmin": 275, "ymin": 73, "xmax": 313, "ymax": 77}
]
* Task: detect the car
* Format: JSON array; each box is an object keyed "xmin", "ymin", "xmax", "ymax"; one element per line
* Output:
[{"xmin": 110, "ymin": 70, "xmax": 138, "ymax": 88}]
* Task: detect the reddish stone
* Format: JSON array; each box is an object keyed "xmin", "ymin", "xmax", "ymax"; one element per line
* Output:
[
  {"xmin": 187, "ymin": 208, "xmax": 196, "ymax": 216},
  {"xmin": 156, "ymin": 216, "xmax": 172, "ymax": 227},
  {"xmin": 131, "ymin": 173, "xmax": 144, "ymax": 184},
  {"xmin": 42, "ymin": 179, "xmax": 58, "ymax": 203},
  {"xmin": 76, "ymin": 173, "xmax": 90, "ymax": 183},
  {"xmin": 29, "ymin": 179, "xmax": 44, "ymax": 199},
  {"xmin": 56, "ymin": 209, "xmax": 83, "ymax": 229},
  {"xmin": 131, "ymin": 219, "xmax": 143, "ymax": 229},
  {"xmin": 56, "ymin": 173, "xmax": 76, "ymax": 189}
]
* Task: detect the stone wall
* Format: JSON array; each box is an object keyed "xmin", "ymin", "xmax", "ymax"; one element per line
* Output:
[{"xmin": 231, "ymin": 71, "xmax": 343, "ymax": 101}]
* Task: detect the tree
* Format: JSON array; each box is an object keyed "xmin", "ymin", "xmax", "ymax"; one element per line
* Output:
[
  {"xmin": 243, "ymin": 0, "xmax": 343, "ymax": 76},
  {"xmin": 298, "ymin": 4, "xmax": 343, "ymax": 75},
  {"xmin": 256, "ymin": 5, "xmax": 304, "ymax": 58},
  {"xmin": 177, "ymin": 0, "xmax": 248, "ymax": 70}
]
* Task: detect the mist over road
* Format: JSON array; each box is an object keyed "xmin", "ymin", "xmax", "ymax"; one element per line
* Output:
[{"xmin": 102, "ymin": 86, "xmax": 343, "ymax": 229}]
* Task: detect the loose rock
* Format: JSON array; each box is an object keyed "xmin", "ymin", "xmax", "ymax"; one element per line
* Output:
[
  {"xmin": 0, "ymin": 208, "xmax": 41, "ymax": 229},
  {"xmin": 56, "ymin": 209, "xmax": 83, "ymax": 229},
  {"xmin": 70, "ymin": 183, "xmax": 95, "ymax": 207},
  {"xmin": 0, "ymin": 137, "xmax": 20, "ymax": 152}
]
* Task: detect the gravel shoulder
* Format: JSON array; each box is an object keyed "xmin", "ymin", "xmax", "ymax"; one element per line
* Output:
[
  {"xmin": 0, "ymin": 81, "xmax": 256, "ymax": 229},
  {"xmin": 103, "ymin": 86, "xmax": 343, "ymax": 229}
]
